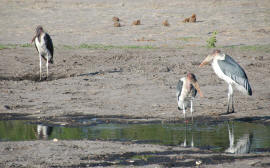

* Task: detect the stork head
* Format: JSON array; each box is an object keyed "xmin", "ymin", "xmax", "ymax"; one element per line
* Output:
[
  {"xmin": 187, "ymin": 73, "xmax": 203, "ymax": 97},
  {"xmin": 36, "ymin": 25, "xmax": 44, "ymax": 36},
  {"xmin": 32, "ymin": 26, "xmax": 44, "ymax": 43},
  {"xmin": 199, "ymin": 49, "xmax": 221, "ymax": 67}
]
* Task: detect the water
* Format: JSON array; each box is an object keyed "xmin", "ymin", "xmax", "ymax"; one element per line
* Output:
[{"xmin": 1, "ymin": 119, "xmax": 270, "ymax": 153}]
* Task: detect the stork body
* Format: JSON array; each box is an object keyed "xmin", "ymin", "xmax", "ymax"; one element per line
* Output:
[
  {"xmin": 176, "ymin": 73, "xmax": 203, "ymax": 120},
  {"xmin": 200, "ymin": 50, "xmax": 252, "ymax": 113},
  {"xmin": 32, "ymin": 26, "xmax": 54, "ymax": 80}
]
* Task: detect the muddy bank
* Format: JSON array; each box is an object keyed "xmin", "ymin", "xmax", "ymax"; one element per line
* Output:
[
  {"xmin": 0, "ymin": 47, "xmax": 270, "ymax": 122},
  {"xmin": 1, "ymin": 140, "xmax": 270, "ymax": 168}
]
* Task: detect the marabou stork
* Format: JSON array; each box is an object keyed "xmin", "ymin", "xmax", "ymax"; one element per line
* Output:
[
  {"xmin": 176, "ymin": 73, "xmax": 203, "ymax": 120},
  {"xmin": 32, "ymin": 26, "xmax": 54, "ymax": 80},
  {"xmin": 199, "ymin": 50, "xmax": 252, "ymax": 113}
]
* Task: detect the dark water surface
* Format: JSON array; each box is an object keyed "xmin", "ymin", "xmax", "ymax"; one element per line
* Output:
[{"xmin": 1, "ymin": 119, "xmax": 270, "ymax": 153}]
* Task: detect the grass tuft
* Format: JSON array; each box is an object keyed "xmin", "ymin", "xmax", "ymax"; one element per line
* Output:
[
  {"xmin": 206, "ymin": 31, "xmax": 217, "ymax": 48},
  {"xmin": 0, "ymin": 44, "xmax": 8, "ymax": 50},
  {"xmin": 239, "ymin": 45, "xmax": 270, "ymax": 53},
  {"xmin": 20, "ymin": 43, "xmax": 32, "ymax": 47},
  {"xmin": 0, "ymin": 44, "xmax": 17, "ymax": 50},
  {"xmin": 177, "ymin": 37, "xmax": 198, "ymax": 42},
  {"xmin": 222, "ymin": 44, "xmax": 270, "ymax": 53},
  {"xmin": 61, "ymin": 44, "xmax": 157, "ymax": 50},
  {"xmin": 131, "ymin": 155, "xmax": 154, "ymax": 161},
  {"xmin": 79, "ymin": 44, "xmax": 114, "ymax": 50},
  {"xmin": 63, "ymin": 45, "xmax": 75, "ymax": 49}
]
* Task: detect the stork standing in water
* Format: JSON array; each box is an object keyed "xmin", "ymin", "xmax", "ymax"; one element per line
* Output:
[
  {"xmin": 199, "ymin": 50, "xmax": 252, "ymax": 113},
  {"xmin": 176, "ymin": 73, "xmax": 203, "ymax": 120},
  {"xmin": 32, "ymin": 26, "xmax": 54, "ymax": 80}
]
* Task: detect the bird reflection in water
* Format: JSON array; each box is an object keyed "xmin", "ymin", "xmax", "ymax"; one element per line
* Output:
[
  {"xmin": 37, "ymin": 125, "xmax": 53, "ymax": 140},
  {"xmin": 225, "ymin": 121, "xmax": 253, "ymax": 154},
  {"xmin": 180, "ymin": 122, "xmax": 194, "ymax": 148}
]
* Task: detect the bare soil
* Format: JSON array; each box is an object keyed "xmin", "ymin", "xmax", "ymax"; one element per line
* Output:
[
  {"xmin": 1, "ymin": 47, "xmax": 269, "ymax": 121},
  {"xmin": 0, "ymin": 0, "xmax": 270, "ymax": 167}
]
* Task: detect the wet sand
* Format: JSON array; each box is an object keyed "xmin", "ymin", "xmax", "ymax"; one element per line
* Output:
[{"xmin": 0, "ymin": 0, "xmax": 270, "ymax": 167}]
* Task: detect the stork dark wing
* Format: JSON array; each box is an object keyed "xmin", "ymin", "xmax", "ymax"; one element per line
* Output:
[
  {"xmin": 218, "ymin": 55, "xmax": 252, "ymax": 95},
  {"xmin": 44, "ymin": 33, "xmax": 54, "ymax": 63},
  {"xmin": 190, "ymin": 85, "xmax": 197, "ymax": 98},
  {"xmin": 176, "ymin": 80, "xmax": 183, "ymax": 101}
]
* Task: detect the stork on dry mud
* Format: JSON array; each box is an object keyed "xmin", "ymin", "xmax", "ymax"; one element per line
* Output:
[
  {"xmin": 199, "ymin": 50, "xmax": 252, "ymax": 114},
  {"xmin": 176, "ymin": 73, "xmax": 203, "ymax": 120},
  {"xmin": 32, "ymin": 26, "xmax": 54, "ymax": 80}
]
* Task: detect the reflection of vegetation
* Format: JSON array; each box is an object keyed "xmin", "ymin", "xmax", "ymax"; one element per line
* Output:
[
  {"xmin": 0, "ymin": 120, "xmax": 270, "ymax": 153},
  {"xmin": 0, "ymin": 120, "xmax": 36, "ymax": 141},
  {"xmin": 50, "ymin": 127, "xmax": 83, "ymax": 140}
]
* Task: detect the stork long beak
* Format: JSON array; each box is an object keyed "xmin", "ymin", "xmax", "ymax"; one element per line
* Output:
[
  {"xmin": 31, "ymin": 36, "xmax": 35, "ymax": 43},
  {"xmin": 199, "ymin": 55, "xmax": 213, "ymax": 67},
  {"xmin": 193, "ymin": 82, "xmax": 203, "ymax": 97}
]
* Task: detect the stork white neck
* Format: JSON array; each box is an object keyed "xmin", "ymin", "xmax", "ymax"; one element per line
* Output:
[
  {"xmin": 214, "ymin": 53, "xmax": 226, "ymax": 61},
  {"xmin": 185, "ymin": 78, "xmax": 191, "ymax": 91}
]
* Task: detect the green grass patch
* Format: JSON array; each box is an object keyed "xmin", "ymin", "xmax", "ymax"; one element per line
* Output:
[
  {"xmin": 176, "ymin": 46, "xmax": 184, "ymax": 49},
  {"xmin": 131, "ymin": 155, "xmax": 154, "ymax": 161},
  {"xmin": 239, "ymin": 45, "xmax": 270, "ymax": 53},
  {"xmin": 79, "ymin": 44, "xmax": 114, "ymax": 49},
  {"xmin": 177, "ymin": 36, "xmax": 198, "ymax": 42},
  {"xmin": 0, "ymin": 44, "xmax": 17, "ymax": 50},
  {"xmin": 0, "ymin": 44, "xmax": 8, "ymax": 50},
  {"xmin": 222, "ymin": 44, "xmax": 270, "ymax": 53},
  {"xmin": 0, "ymin": 43, "xmax": 32, "ymax": 50},
  {"xmin": 20, "ymin": 43, "xmax": 32, "ymax": 47},
  {"xmin": 0, "ymin": 43, "xmax": 156, "ymax": 50},
  {"xmin": 63, "ymin": 45, "xmax": 75, "ymax": 49},
  {"xmin": 122, "ymin": 45, "xmax": 155, "ymax": 49},
  {"xmin": 62, "ymin": 43, "xmax": 157, "ymax": 50}
]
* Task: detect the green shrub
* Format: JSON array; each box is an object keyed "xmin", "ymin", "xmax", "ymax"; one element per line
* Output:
[{"xmin": 207, "ymin": 31, "xmax": 217, "ymax": 48}]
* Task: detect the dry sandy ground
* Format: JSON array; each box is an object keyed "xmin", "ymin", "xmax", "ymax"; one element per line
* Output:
[
  {"xmin": 1, "ymin": 0, "xmax": 270, "ymax": 47},
  {"xmin": 0, "ymin": 0, "xmax": 270, "ymax": 167},
  {"xmin": 0, "ymin": 47, "xmax": 270, "ymax": 121}
]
